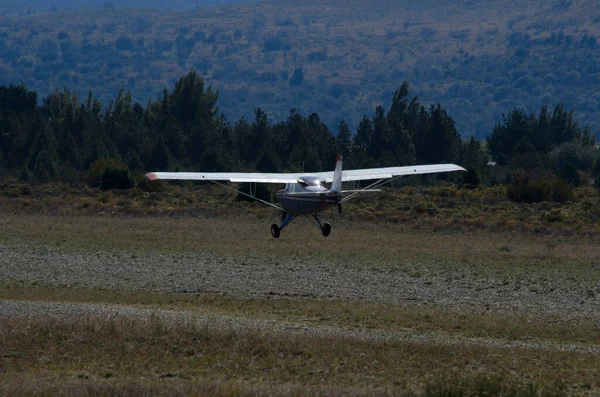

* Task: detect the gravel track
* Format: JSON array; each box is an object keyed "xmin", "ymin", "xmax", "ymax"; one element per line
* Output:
[
  {"xmin": 1, "ymin": 244, "xmax": 598, "ymax": 319},
  {"xmin": 1, "ymin": 299, "xmax": 599, "ymax": 355}
]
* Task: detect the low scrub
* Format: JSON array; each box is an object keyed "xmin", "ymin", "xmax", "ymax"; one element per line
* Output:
[
  {"xmin": 88, "ymin": 158, "xmax": 135, "ymax": 190},
  {"xmin": 507, "ymin": 170, "xmax": 573, "ymax": 203}
]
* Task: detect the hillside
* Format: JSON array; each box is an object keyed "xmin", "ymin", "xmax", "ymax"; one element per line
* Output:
[
  {"xmin": 0, "ymin": 0, "xmax": 598, "ymax": 136},
  {"xmin": 0, "ymin": 0, "xmax": 257, "ymax": 15}
]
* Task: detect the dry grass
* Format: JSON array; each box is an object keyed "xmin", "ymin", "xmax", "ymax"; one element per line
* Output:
[
  {"xmin": 1, "ymin": 283, "xmax": 599, "ymax": 347},
  {"xmin": 1, "ymin": 187, "xmax": 599, "ymax": 395},
  {"xmin": 0, "ymin": 314, "xmax": 595, "ymax": 396},
  {"xmin": 4, "ymin": 182, "xmax": 600, "ymax": 237}
]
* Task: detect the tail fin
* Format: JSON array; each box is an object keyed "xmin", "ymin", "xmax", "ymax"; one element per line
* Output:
[{"xmin": 331, "ymin": 155, "xmax": 343, "ymax": 193}]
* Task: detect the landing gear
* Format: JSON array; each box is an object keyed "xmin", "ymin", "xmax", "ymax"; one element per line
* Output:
[
  {"xmin": 309, "ymin": 213, "xmax": 332, "ymax": 238},
  {"xmin": 271, "ymin": 224, "xmax": 281, "ymax": 239},
  {"xmin": 270, "ymin": 211, "xmax": 333, "ymax": 238},
  {"xmin": 270, "ymin": 212, "xmax": 296, "ymax": 238}
]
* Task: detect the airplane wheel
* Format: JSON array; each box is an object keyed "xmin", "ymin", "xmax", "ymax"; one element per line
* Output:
[
  {"xmin": 322, "ymin": 223, "xmax": 331, "ymax": 237},
  {"xmin": 271, "ymin": 224, "xmax": 281, "ymax": 239}
]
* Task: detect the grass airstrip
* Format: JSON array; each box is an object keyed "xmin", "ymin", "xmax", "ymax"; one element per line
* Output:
[{"xmin": 0, "ymin": 182, "xmax": 599, "ymax": 395}]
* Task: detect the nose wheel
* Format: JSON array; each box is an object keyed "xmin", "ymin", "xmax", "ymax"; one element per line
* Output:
[
  {"xmin": 271, "ymin": 224, "xmax": 281, "ymax": 239},
  {"xmin": 322, "ymin": 222, "xmax": 331, "ymax": 237}
]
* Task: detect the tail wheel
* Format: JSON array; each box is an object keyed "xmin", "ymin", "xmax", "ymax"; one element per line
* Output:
[
  {"xmin": 322, "ymin": 222, "xmax": 331, "ymax": 237},
  {"xmin": 271, "ymin": 224, "xmax": 281, "ymax": 239}
]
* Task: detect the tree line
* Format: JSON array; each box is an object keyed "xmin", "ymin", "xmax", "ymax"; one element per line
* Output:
[{"xmin": 0, "ymin": 71, "xmax": 597, "ymax": 198}]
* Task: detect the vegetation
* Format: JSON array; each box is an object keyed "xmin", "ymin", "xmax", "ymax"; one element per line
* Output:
[
  {"xmin": 0, "ymin": 0, "xmax": 598, "ymax": 135},
  {"xmin": 1, "ymin": 213, "xmax": 599, "ymax": 395},
  {"xmin": 0, "ymin": 71, "xmax": 597, "ymax": 211},
  {"xmin": 0, "ymin": 76, "xmax": 469, "ymax": 180},
  {"xmin": 0, "ymin": 312, "xmax": 583, "ymax": 396}
]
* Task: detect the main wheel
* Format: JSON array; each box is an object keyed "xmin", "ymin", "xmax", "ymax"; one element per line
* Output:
[
  {"xmin": 321, "ymin": 222, "xmax": 331, "ymax": 237},
  {"xmin": 270, "ymin": 224, "xmax": 281, "ymax": 239}
]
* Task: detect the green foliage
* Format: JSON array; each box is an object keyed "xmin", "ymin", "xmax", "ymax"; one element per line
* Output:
[
  {"xmin": 0, "ymin": 74, "xmax": 594, "ymax": 193},
  {"xmin": 463, "ymin": 168, "xmax": 481, "ymax": 189},
  {"xmin": 101, "ymin": 166, "xmax": 135, "ymax": 190},
  {"xmin": 88, "ymin": 158, "xmax": 130, "ymax": 187},
  {"xmin": 1, "ymin": 0, "xmax": 600, "ymax": 137},
  {"xmin": 593, "ymin": 158, "xmax": 600, "ymax": 189},
  {"xmin": 411, "ymin": 201, "xmax": 439, "ymax": 215},
  {"xmin": 488, "ymin": 104, "xmax": 591, "ymax": 166},
  {"xmin": 507, "ymin": 170, "xmax": 573, "ymax": 203}
]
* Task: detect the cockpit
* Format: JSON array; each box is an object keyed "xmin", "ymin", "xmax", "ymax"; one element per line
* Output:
[
  {"xmin": 285, "ymin": 176, "xmax": 326, "ymax": 193},
  {"xmin": 297, "ymin": 176, "xmax": 322, "ymax": 187}
]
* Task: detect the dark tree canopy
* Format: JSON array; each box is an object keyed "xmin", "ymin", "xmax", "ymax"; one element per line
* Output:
[{"xmin": 0, "ymin": 74, "xmax": 594, "ymax": 192}]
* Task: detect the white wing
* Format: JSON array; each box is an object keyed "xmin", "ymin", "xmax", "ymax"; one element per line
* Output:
[
  {"xmin": 146, "ymin": 171, "xmax": 305, "ymax": 184},
  {"xmin": 146, "ymin": 164, "xmax": 465, "ymax": 184},
  {"xmin": 314, "ymin": 163, "xmax": 466, "ymax": 183}
]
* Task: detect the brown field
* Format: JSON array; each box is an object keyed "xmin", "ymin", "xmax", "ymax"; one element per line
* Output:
[{"xmin": 0, "ymin": 185, "xmax": 599, "ymax": 396}]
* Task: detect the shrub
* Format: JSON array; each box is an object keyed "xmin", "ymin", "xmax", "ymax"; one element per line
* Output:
[
  {"xmin": 507, "ymin": 170, "xmax": 573, "ymax": 203},
  {"xmin": 101, "ymin": 167, "xmax": 135, "ymax": 191},
  {"xmin": 411, "ymin": 201, "xmax": 439, "ymax": 216},
  {"xmin": 137, "ymin": 174, "xmax": 168, "ymax": 192},
  {"xmin": 88, "ymin": 158, "xmax": 134, "ymax": 190},
  {"xmin": 541, "ymin": 208, "xmax": 569, "ymax": 223}
]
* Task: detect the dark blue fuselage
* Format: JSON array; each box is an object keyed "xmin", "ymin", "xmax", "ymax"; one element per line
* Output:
[{"xmin": 277, "ymin": 183, "xmax": 340, "ymax": 215}]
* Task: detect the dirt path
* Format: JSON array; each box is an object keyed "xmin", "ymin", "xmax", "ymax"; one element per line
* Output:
[{"xmin": 1, "ymin": 244, "xmax": 598, "ymax": 320}]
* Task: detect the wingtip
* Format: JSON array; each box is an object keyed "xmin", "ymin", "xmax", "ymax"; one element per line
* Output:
[{"xmin": 146, "ymin": 172, "xmax": 159, "ymax": 181}]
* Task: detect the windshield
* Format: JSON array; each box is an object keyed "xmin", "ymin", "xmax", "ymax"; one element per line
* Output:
[{"xmin": 298, "ymin": 176, "xmax": 321, "ymax": 186}]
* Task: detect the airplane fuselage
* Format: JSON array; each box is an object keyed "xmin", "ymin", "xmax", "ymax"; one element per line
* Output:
[
  {"xmin": 277, "ymin": 177, "xmax": 340, "ymax": 215},
  {"xmin": 277, "ymin": 188, "xmax": 339, "ymax": 215}
]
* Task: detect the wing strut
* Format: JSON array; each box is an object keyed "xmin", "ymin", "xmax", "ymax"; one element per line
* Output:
[
  {"xmin": 340, "ymin": 175, "xmax": 403, "ymax": 203},
  {"xmin": 210, "ymin": 181, "xmax": 284, "ymax": 211}
]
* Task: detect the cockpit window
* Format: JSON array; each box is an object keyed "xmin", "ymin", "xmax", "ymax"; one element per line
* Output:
[{"xmin": 298, "ymin": 176, "xmax": 321, "ymax": 186}]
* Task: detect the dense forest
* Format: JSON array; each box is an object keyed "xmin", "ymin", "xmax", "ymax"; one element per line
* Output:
[
  {"xmin": 0, "ymin": 0, "xmax": 598, "ymax": 137},
  {"xmin": 0, "ymin": 0, "xmax": 255, "ymax": 16},
  {"xmin": 1, "ymin": 71, "xmax": 597, "ymax": 204}
]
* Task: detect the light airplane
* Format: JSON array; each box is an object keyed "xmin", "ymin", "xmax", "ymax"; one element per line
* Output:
[{"xmin": 146, "ymin": 156, "xmax": 465, "ymax": 238}]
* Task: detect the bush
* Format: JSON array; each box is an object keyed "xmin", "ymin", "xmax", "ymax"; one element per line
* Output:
[
  {"xmin": 101, "ymin": 167, "xmax": 134, "ymax": 191},
  {"xmin": 507, "ymin": 170, "xmax": 573, "ymax": 203},
  {"xmin": 88, "ymin": 158, "xmax": 134, "ymax": 190},
  {"xmin": 463, "ymin": 168, "xmax": 481, "ymax": 189},
  {"xmin": 411, "ymin": 201, "xmax": 439, "ymax": 215},
  {"xmin": 137, "ymin": 174, "xmax": 168, "ymax": 192}
]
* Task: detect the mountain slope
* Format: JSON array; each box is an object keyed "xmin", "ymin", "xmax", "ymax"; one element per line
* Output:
[{"xmin": 0, "ymin": 0, "xmax": 598, "ymax": 136}]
